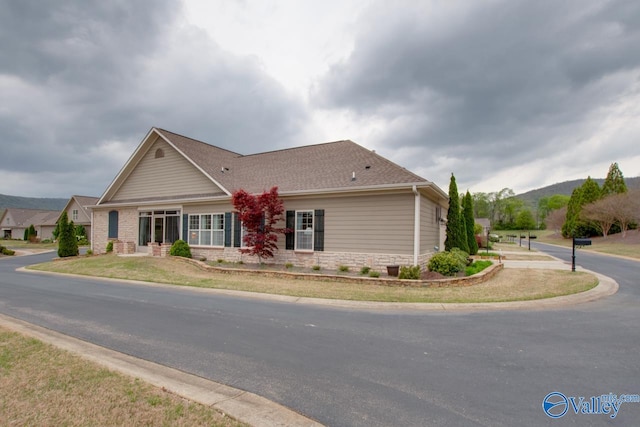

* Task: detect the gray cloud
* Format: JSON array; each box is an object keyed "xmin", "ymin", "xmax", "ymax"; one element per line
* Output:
[
  {"xmin": 0, "ymin": 0, "xmax": 306, "ymax": 197},
  {"xmin": 315, "ymin": 0, "xmax": 640, "ymax": 190}
]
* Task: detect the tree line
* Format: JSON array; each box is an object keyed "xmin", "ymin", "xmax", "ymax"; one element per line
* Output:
[{"xmin": 464, "ymin": 162, "xmax": 638, "ymax": 238}]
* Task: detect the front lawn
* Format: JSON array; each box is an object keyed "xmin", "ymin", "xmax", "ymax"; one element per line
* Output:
[{"xmin": 28, "ymin": 255, "xmax": 598, "ymax": 304}]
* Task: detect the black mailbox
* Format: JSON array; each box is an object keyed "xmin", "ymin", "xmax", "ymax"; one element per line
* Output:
[
  {"xmin": 520, "ymin": 235, "xmax": 526, "ymax": 238},
  {"xmin": 574, "ymin": 238, "xmax": 592, "ymax": 246},
  {"xmin": 530, "ymin": 235, "xmax": 537, "ymax": 239}
]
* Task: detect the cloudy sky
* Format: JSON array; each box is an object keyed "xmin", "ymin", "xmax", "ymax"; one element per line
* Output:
[{"xmin": 2, "ymin": 0, "xmax": 640, "ymax": 198}]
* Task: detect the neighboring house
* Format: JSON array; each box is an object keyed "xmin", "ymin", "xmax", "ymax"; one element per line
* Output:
[
  {"xmin": 0, "ymin": 208, "xmax": 59, "ymax": 240},
  {"xmin": 60, "ymin": 195, "xmax": 99, "ymax": 241},
  {"xmin": 91, "ymin": 128, "xmax": 448, "ymax": 270},
  {"xmin": 475, "ymin": 218, "xmax": 491, "ymax": 235}
]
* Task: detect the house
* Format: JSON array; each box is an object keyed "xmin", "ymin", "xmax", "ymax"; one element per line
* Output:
[
  {"xmin": 91, "ymin": 128, "xmax": 448, "ymax": 270},
  {"xmin": 475, "ymin": 218, "xmax": 491, "ymax": 235},
  {"xmin": 60, "ymin": 195, "xmax": 99, "ymax": 241},
  {"xmin": 0, "ymin": 208, "xmax": 59, "ymax": 240}
]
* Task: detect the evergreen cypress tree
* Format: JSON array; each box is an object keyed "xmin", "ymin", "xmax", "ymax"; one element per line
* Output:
[
  {"xmin": 57, "ymin": 212, "xmax": 79, "ymax": 257},
  {"xmin": 445, "ymin": 174, "xmax": 465, "ymax": 251},
  {"xmin": 463, "ymin": 191, "xmax": 479, "ymax": 255},
  {"xmin": 601, "ymin": 162, "xmax": 627, "ymax": 196},
  {"xmin": 562, "ymin": 177, "xmax": 601, "ymax": 237}
]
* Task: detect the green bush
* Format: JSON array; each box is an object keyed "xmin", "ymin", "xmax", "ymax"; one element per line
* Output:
[
  {"xmin": 465, "ymin": 260, "xmax": 493, "ymax": 276},
  {"xmin": 450, "ymin": 248, "xmax": 470, "ymax": 266},
  {"xmin": 106, "ymin": 241, "xmax": 114, "ymax": 253},
  {"xmin": 57, "ymin": 212, "xmax": 79, "ymax": 258},
  {"xmin": 285, "ymin": 262, "xmax": 293, "ymax": 269},
  {"xmin": 169, "ymin": 240, "xmax": 192, "ymax": 258},
  {"xmin": 0, "ymin": 245, "xmax": 15, "ymax": 256},
  {"xmin": 368, "ymin": 271, "xmax": 380, "ymax": 278},
  {"xmin": 428, "ymin": 251, "xmax": 468, "ymax": 276},
  {"xmin": 398, "ymin": 265, "xmax": 421, "ymax": 280},
  {"xmin": 338, "ymin": 265, "xmax": 349, "ymax": 272},
  {"xmin": 312, "ymin": 265, "xmax": 321, "ymax": 271},
  {"xmin": 86, "ymin": 249, "xmax": 93, "ymax": 256},
  {"xmin": 360, "ymin": 266, "xmax": 371, "ymax": 275}
]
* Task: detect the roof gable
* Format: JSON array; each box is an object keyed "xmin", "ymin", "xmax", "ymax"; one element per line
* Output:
[{"xmin": 98, "ymin": 129, "xmax": 229, "ymax": 205}]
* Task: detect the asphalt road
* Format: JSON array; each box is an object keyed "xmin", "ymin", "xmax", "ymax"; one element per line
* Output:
[{"xmin": 0, "ymin": 246, "xmax": 639, "ymax": 427}]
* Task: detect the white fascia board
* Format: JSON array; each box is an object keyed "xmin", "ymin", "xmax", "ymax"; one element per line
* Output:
[{"xmin": 97, "ymin": 128, "xmax": 159, "ymax": 205}]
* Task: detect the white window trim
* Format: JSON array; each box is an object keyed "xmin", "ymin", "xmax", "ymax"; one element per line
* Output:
[
  {"xmin": 295, "ymin": 210, "xmax": 314, "ymax": 252},
  {"xmin": 72, "ymin": 209, "xmax": 79, "ymax": 221},
  {"xmin": 188, "ymin": 213, "xmax": 225, "ymax": 247}
]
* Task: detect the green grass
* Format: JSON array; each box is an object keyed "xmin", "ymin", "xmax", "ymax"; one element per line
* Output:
[{"xmin": 465, "ymin": 260, "xmax": 493, "ymax": 276}]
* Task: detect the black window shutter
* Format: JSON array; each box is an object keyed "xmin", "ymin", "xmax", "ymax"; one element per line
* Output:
[
  {"xmin": 108, "ymin": 210, "xmax": 119, "ymax": 239},
  {"xmin": 182, "ymin": 214, "xmax": 188, "ymax": 242},
  {"xmin": 233, "ymin": 213, "xmax": 241, "ymax": 247},
  {"xmin": 224, "ymin": 212, "xmax": 232, "ymax": 247},
  {"xmin": 314, "ymin": 209, "xmax": 324, "ymax": 251},
  {"xmin": 285, "ymin": 210, "xmax": 295, "ymax": 250}
]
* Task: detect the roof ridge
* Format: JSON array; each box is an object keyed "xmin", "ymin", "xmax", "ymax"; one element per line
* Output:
[
  {"xmin": 156, "ymin": 128, "xmax": 243, "ymax": 157},
  {"xmin": 240, "ymin": 139, "xmax": 355, "ymax": 158}
]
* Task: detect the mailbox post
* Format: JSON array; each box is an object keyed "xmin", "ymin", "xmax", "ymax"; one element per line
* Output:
[{"xmin": 572, "ymin": 237, "xmax": 592, "ymax": 272}]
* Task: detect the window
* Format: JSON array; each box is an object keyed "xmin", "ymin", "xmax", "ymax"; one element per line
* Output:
[
  {"xmin": 108, "ymin": 211, "xmax": 119, "ymax": 239},
  {"xmin": 295, "ymin": 211, "xmax": 314, "ymax": 251},
  {"xmin": 188, "ymin": 214, "xmax": 224, "ymax": 246},
  {"xmin": 138, "ymin": 210, "xmax": 180, "ymax": 246},
  {"xmin": 155, "ymin": 148, "xmax": 164, "ymax": 158},
  {"xmin": 72, "ymin": 209, "xmax": 78, "ymax": 221}
]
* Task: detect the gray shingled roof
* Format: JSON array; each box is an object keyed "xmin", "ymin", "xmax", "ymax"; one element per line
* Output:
[{"xmin": 157, "ymin": 128, "xmax": 427, "ymax": 194}]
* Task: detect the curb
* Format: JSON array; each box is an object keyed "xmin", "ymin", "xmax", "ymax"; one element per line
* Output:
[{"xmin": 0, "ymin": 313, "xmax": 322, "ymax": 427}]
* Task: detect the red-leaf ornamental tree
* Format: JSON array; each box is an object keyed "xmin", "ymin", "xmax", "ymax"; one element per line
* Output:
[{"xmin": 231, "ymin": 186, "xmax": 287, "ymax": 262}]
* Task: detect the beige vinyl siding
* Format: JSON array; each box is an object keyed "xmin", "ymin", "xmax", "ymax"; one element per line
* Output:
[
  {"xmin": 184, "ymin": 202, "xmax": 234, "ymax": 215},
  {"xmin": 67, "ymin": 199, "xmax": 90, "ymax": 224},
  {"xmin": 111, "ymin": 138, "xmax": 224, "ymax": 201},
  {"xmin": 283, "ymin": 192, "xmax": 415, "ymax": 254},
  {"xmin": 420, "ymin": 195, "xmax": 440, "ymax": 253}
]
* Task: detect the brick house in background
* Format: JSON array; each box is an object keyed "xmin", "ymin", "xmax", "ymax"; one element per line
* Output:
[{"xmin": 90, "ymin": 128, "xmax": 448, "ymax": 270}]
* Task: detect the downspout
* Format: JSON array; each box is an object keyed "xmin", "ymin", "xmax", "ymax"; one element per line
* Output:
[
  {"xmin": 412, "ymin": 185, "xmax": 420, "ymax": 266},
  {"xmin": 90, "ymin": 210, "xmax": 94, "ymax": 253}
]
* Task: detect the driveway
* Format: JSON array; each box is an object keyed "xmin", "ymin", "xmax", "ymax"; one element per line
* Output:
[{"xmin": 0, "ymin": 247, "xmax": 639, "ymax": 426}]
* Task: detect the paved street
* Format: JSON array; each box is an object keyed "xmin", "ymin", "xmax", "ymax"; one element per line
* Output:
[{"xmin": 0, "ymin": 246, "xmax": 639, "ymax": 426}]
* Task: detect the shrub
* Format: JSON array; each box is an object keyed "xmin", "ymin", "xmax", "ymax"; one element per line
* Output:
[
  {"xmin": 312, "ymin": 265, "xmax": 321, "ymax": 271},
  {"xmin": 338, "ymin": 265, "xmax": 349, "ymax": 272},
  {"xmin": 465, "ymin": 260, "xmax": 493, "ymax": 276},
  {"xmin": 169, "ymin": 240, "xmax": 192, "ymax": 258},
  {"xmin": 86, "ymin": 249, "xmax": 93, "ymax": 256},
  {"xmin": 106, "ymin": 241, "xmax": 114, "ymax": 253},
  {"xmin": 398, "ymin": 265, "xmax": 421, "ymax": 280},
  {"xmin": 368, "ymin": 271, "xmax": 380, "ymax": 278},
  {"xmin": 360, "ymin": 266, "xmax": 371, "ymax": 275},
  {"xmin": 57, "ymin": 212, "xmax": 78, "ymax": 258},
  {"xmin": 450, "ymin": 248, "xmax": 471, "ymax": 267},
  {"xmin": 285, "ymin": 262, "xmax": 294, "ymax": 269},
  {"xmin": 216, "ymin": 259, "xmax": 225, "ymax": 263},
  {"xmin": 0, "ymin": 245, "xmax": 15, "ymax": 256},
  {"xmin": 428, "ymin": 251, "xmax": 467, "ymax": 276}
]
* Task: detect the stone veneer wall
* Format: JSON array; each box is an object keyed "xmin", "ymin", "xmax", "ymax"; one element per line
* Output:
[{"xmin": 189, "ymin": 247, "xmax": 434, "ymax": 272}]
